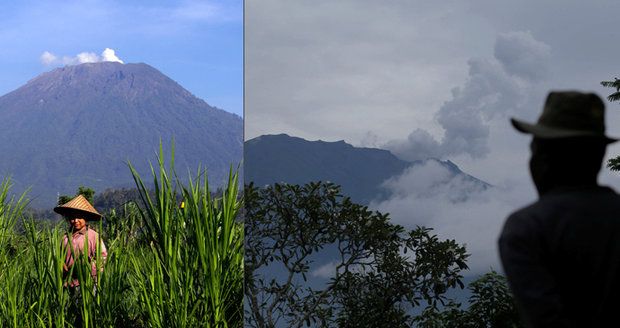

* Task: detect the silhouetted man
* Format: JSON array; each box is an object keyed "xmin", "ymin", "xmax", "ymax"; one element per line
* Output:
[{"xmin": 499, "ymin": 91, "xmax": 620, "ymax": 327}]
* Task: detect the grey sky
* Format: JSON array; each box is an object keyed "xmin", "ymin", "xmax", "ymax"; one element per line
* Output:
[
  {"xmin": 246, "ymin": 0, "xmax": 620, "ymax": 141},
  {"xmin": 246, "ymin": 0, "xmax": 620, "ymax": 273}
]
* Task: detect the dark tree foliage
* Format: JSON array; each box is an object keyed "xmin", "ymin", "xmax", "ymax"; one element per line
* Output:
[
  {"xmin": 464, "ymin": 271, "xmax": 521, "ymax": 327},
  {"xmin": 58, "ymin": 185, "xmax": 95, "ymax": 205},
  {"xmin": 93, "ymin": 187, "xmax": 144, "ymax": 211},
  {"xmin": 57, "ymin": 195, "xmax": 71, "ymax": 206},
  {"xmin": 601, "ymin": 78, "xmax": 620, "ymax": 171},
  {"xmin": 244, "ymin": 181, "xmax": 470, "ymax": 328},
  {"xmin": 607, "ymin": 153, "xmax": 620, "ymax": 172},
  {"xmin": 601, "ymin": 78, "xmax": 620, "ymax": 102},
  {"xmin": 93, "ymin": 187, "xmax": 223, "ymax": 212},
  {"xmin": 414, "ymin": 271, "xmax": 523, "ymax": 328}
]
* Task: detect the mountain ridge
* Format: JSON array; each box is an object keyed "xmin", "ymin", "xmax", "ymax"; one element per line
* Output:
[{"xmin": 244, "ymin": 134, "xmax": 489, "ymax": 204}]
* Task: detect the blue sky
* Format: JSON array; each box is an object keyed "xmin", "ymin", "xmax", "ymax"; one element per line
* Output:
[{"xmin": 0, "ymin": 0, "xmax": 243, "ymax": 116}]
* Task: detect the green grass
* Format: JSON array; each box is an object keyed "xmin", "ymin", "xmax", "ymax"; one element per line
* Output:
[{"xmin": 0, "ymin": 149, "xmax": 243, "ymax": 327}]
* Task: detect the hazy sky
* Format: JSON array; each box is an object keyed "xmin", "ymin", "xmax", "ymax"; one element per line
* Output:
[
  {"xmin": 0, "ymin": 0, "xmax": 242, "ymax": 116},
  {"xmin": 246, "ymin": 0, "xmax": 620, "ymax": 274}
]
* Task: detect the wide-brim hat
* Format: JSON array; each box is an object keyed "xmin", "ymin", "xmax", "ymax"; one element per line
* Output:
[
  {"xmin": 54, "ymin": 194, "xmax": 102, "ymax": 221},
  {"xmin": 511, "ymin": 91, "xmax": 618, "ymax": 144}
]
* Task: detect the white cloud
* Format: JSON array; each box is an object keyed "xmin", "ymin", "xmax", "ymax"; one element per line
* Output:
[
  {"xmin": 101, "ymin": 48, "xmax": 124, "ymax": 63},
  {"xmin": 76, "ymin": 52, "xmax": 99, "ymax": 64},
  {"xmin": 40, "ymin": 51, "xmax": 57, "ymax": 65},
  {"xmin": 370, "ymin": 161, "xmax": 535, "ymax": 274},
  {"xmin": 40, "ymin": 48, "xmax": 124, "ymax": 66}
]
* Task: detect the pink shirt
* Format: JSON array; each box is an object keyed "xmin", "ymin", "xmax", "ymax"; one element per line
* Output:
[{"xmin": 62, "ymin": 226, "xmax": 107, "ymax": 286}]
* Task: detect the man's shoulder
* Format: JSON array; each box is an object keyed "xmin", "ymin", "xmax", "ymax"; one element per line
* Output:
[
  {"xmin": 510, "ymin": 186, "xmax": 620, "ymax": 214},
  {"xmin": 501, "ymin": 186, "xmax": 620, "ymax": 240},
  {"xmin": 542, "ymin": 185, "xmax": 620, "ymax": 198},
  {"xmin": 500, "ymin": 201, "xmax": 545, "ymax": 242},
  {"xmin": 506, "ymin": 201, "xmax": 541, "ymax": 223}
]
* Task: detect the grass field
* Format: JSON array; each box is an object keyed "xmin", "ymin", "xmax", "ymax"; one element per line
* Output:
[{"xmin": 0, "ymin": 151, "xmax": 243, "ymax": 327}]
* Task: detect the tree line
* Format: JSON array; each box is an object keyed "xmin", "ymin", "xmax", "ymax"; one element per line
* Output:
[{"xmin": 244, "ymin": 181, "xmax": 523, "ymax": 328}]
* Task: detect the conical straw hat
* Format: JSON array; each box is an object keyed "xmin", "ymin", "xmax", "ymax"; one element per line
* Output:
[{"xmin": 54, "ymin": 194, "xmax": 102, "ymax": 221}]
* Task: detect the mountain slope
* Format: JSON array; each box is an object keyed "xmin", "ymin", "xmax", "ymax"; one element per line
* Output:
[
  {"xmin": 0, "ymin": 62, "xmax": 242, "ymax": 207},
  {"xmin": 244, "ymin": 134, "xmax": 489, "ymax": 204}
]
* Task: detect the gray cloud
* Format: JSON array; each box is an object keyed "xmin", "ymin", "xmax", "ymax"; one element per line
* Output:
[
  {"xmin": 383, "ymin": 129, "xmax": 442, "ymax": 161},
  {"xmin": 494, "ymin": 31, "xmax": 551, "ymax": 81},
  {"xmin": 384, "ymin": 31, "xmax": 550, "ymax": 161},
  {"xmin": 359, "ymin": 131, "xmax": 381, "ymax": 148}
]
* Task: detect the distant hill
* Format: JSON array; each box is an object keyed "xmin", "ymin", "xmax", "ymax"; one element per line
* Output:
[
  {"xmin": 0, "ymin": 62, "xmax": 242, "ymax": 207},
  {"xmin": 244, "ymin": 134, "xmax": 489, "ymax": 204}
]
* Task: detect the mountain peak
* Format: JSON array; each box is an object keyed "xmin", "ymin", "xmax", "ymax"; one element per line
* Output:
[
  {"xmin": 0, "ymin": 62, "xmax": 242, "ymax": 207},
  {"xmin": 1, "ymin": 61, "xmax": 209, "ymax": 116},
  {"xmin": 26, "ymin": 62, "xmax": 170, "ymax": 88}
]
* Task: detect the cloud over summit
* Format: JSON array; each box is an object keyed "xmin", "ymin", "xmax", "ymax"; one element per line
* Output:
[
  {"xmin": 40, "ymin": 48, "xmax": 124, "ymax": 66},
  {"xmin": 385, "ymin": 31, "xmax": 550, "ymax": 162}
]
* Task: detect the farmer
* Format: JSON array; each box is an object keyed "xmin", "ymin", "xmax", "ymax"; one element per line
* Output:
[
  {"xmin": 54, "ymin": 194, "xmax": 107, "ymax": 287},
  {"xmin": 499, "ymin": 91, "xmax": 620, "ymax": 327}
]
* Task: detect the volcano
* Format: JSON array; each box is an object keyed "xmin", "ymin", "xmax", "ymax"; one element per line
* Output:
[{"xmin": 0, "ymin": 62, "xmax": 242, "ymax": 207}]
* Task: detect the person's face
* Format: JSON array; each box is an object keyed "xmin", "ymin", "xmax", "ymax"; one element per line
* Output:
[
  {"xmin": 529, "ymin": 137, "xmax": 605, "ymax": 195},
  {"xmin": 67, "ymin": 216, "xmax": 86, "ymax": 231}
]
